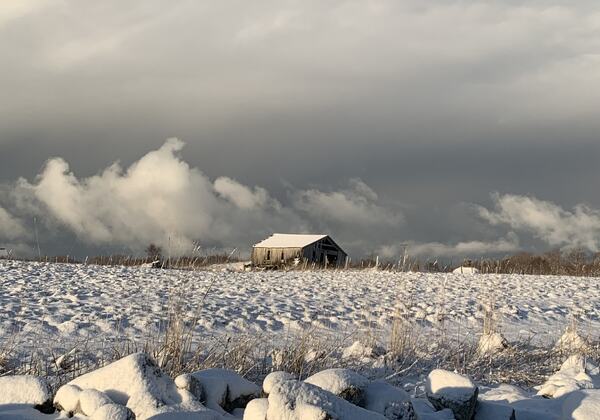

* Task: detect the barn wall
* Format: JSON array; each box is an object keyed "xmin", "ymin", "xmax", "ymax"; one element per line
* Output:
[{"xmin": 252, "ymin": 247, "xmax": 303, "ymax": 266}]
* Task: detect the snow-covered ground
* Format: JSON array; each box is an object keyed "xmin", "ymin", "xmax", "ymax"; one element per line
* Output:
[
  {"xmin": 2, "ymin": 260, "xmax": 600, "ymax": 419},
  {"xmin": 1, "ymin": 259, "xmax": 599, "ymax": 356}
]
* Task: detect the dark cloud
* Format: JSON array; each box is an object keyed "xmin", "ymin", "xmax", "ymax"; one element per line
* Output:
[{"xmin": 1, "ymin": 1, "xmax": 599, "ymax": 258}]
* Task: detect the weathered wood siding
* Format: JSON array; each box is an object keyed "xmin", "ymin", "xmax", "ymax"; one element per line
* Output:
[
  {"xmin": 252, "ymin": 236, "xmax": 348, "ymax": 267},
  {"xmin": 251, "ymin": 247, "xmax": 303, "ymax": 266}
]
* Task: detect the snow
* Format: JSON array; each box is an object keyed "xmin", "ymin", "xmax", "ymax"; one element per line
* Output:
[
  {"xmin": 363, "ymin": 381, "xmax": 411, "ymax": 418},
  {"xmin": 476, "ymin": 332, "xmax": 508, "ymax": 355},
  {"xmin": 2, "ymin": 260, "xmax": 600, "ymax": 353},
  {"xmin": 0, "ymin": 376, "xmax": 51, "ymax": 405},
  {"xmin": 561, "ymin": 389, "xmax": 600, "ymax": 420},
  {"xmin": 79, "ymin": 389, "xmax": 114, "ymax": 416},
  {"xmin": 243, "ymin": 398, "xmax": 268, "ymax": 420},
  {"xmin": 425, "ymin": 370, "xmax": 476, "ymax": 401},
  {"xmin": 266, "ymin": 379, "xmax": 386, "ymax": 419},
  {"xmin": 253, "ymin": 234, "xmax": 327, "ymax": 248},
  {"xmin": 54, "ymin": 384, "xmax": 82, "ymax": 413},
  {"xmin": 191, "ymin": 369, "xmax": 260, "ymax": 404},
  {"xmin": 305, "ymin": 368, "xmax": 370, "ymax": 397},
  {"xmin": 67, "ymin": 353, "xmax": 214, "ymax": 419},
  {"xmin": 452, "ymin": 267, "xmax": 479, "ymax": 274},
  {"xmin": 189, "ymin": 368, "xmax": 260, "ymax": 413},
  {"xmin": 537, "ymin": 355, "xmax": 599, "ymax": 398},
  {"xmin": 262, "ymin": 372, "xmax": 295, "ymax": 395}
]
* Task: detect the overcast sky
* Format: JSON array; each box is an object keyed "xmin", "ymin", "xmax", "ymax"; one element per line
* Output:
[{"xmin": 1, "ymin": 0, "xmax": 600, "ymax": 259}]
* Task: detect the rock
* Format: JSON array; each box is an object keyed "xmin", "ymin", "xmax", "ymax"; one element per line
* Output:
[
  {"xmin": 90, "ymin": 403, "xmax": 136, "ymax": 420},
  {"xmin": 0, "ymin": 375, "xmax": 53, "ymax": 412},
  {"xmin": 54, "ymin": 384, "xmax": 82, "ymax": 414},
  {"xmin": 474, "ymin": 401, "xmax": 515, "ymax": 420},
  {"xmin": 79, "ymin": 389, "xmax": 115, "ymax": 416},
  {"xmin": 412, "ymin": 399, "xmax": 455, "ymax": 419},
  {"xmin": 425, "ymin": 370, "xmax": 478, "ymax": 420},
  {"xmin": 243, "ymin": 398, "xmax": 269, "ymax": 420},
  {"xmin": 68, "ymin": 352, "xmax": 210, "ymax": 419},
  {"xmin": 363, "ymin": 381, "xmax": 414, "ymax": 419},
  {"xmin": 561, "ymin": 389, "xmax": 600, "ymax": 420},
  {"xmin": 266, "ymin": 379, "xmax": 387, "ymax": 419},
  {"xmin": 537, "ymin": 354, "xmax": 597, "ymax": 398},
  {"xmin": 262, "ymin": 372, "xmax": 295, "ymax": 395},
  {"xmin": 190, "ymin": 368, "xmax": 260, "ymax": 412},
  {"xmin": 342, "ymin": 341, "xmax": 386, "ymax": 360},
  {"xmin": 175, "ymin": 373, "xmax": 205, "ymax": 402},
  {"xmin": 305, "ymin": 368, "xmax": 370, "ymax": 406}
]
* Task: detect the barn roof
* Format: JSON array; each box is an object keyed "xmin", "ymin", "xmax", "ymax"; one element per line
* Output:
[{"xmin": 253, "ymin": 233, "xmax": 328, "ymax": 249}]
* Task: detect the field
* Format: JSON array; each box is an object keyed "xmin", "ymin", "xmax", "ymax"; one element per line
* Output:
[{"xmin": 1, "ymin": 259, "xmax": 600, "ymax": 418}]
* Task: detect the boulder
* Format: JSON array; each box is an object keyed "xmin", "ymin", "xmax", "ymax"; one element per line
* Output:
[
  {"xmin": 364, "ymin": 381, "xmax": 414, "ymax": 419},
  {"xmin": 67, "ymin": 352, "xmax": 212, "ymax": 419},
  {"xmin": 90, "ymin": 403, "xmax": 136, "ymax": 420},
  {"xmin": 266, "ymin": 379, "xmax": 387, "ymax": 419},
  {"xmin": 262, "ymin": 372, "xmax": 295, "ymax": 395},
  {"xmin": 54, "ymin": 384, "xmax": 82, "ymax": 414},
  {"xmin": 537, "ymin": 354, "xmax": 597, "ymax": 398},
  {"xmin": 243, "ymin": 398, "xmax": 269, "ymax": 420},
  {"xmin": 175, "ymin": 373, "xmax": 205, "ymax": 402},
  {"xmin": 425, "ymin": 370, "xmax": 478, "ymax": 420},
  {"xmin": 305, "ymin": 368, "xmax": 370, "ymax": 406},
  {"xmin": 0, "ymin": 375, "xmax": 53, "ymax": 413},
  {"xmin": 189, "ymin": 368, "xmax": 260, "ymax": 412}
]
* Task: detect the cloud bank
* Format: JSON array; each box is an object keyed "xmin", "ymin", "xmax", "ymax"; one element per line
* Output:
[
  {"xmin": 479, "ymin": 193, "xmax": 600, "ymax": 252},
  {"xmin": 6, "ymin": 139, "xmax": 403, "ymax": 256}
]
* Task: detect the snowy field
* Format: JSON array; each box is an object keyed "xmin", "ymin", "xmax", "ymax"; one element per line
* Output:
[
  {"xmin": 1, "ymin": 259, "xmax": 599, "ymax": 356},
  {"xmin": 2, "ymin": 260, "xmax": 600, "ymax": 419}
]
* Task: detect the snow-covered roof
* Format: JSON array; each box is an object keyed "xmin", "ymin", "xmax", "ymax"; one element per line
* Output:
[{"xmin": 253, "ymin": 234, "xmax": 328, "ymax": 249}]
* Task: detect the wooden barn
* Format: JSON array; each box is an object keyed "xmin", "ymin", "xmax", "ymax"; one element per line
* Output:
[{"xmin": 251, "ymin": 234, "xmax": 347, "ymax": 268}]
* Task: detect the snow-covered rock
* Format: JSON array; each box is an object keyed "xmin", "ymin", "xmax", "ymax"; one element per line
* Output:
[
  {"xmin": 89, "ymin": 403, "xmax": 135, "ymax": 420},
  {"xmin": 0, "ymin": 375, "xmax": 52, "ymax": 409},
  {"xmin": 477, "ymin": 332, "xmax": 508, "ymax": 356},
  {"xmin": 79, "ymin": 389, "xmax": 115, "ymax": 416},
  {"xmin": 425, "ymin": 370, "xmax": 478, "ymax": 420},
  {"xmin": 561, "ymin": 389, "xmax": 600, "ymax": 420},
  {"xmin": 364, "ymin": 380, "xmax": 414, "ymax": 419},
  {"xmin": 411, "ymin": 399, "xmax": 455, "ymax": 419},
  {"xmin": 243, "ymin": 398, "xmax": 269, "ymax": 420},
  {"xmin": 537, "ymin": 355, "xmax": 599, "ymax": 398},
  {"xmin": 190, "ymin": 368, "xmax": 260, "ymax": 412},
  {"xmin": 452, "ymin": 267, "xmax": 479, "ymax": 275},
  {"xmin": 266, "ymin": 379, "xmax": 387, "ymax": 419},
  {"xmin": 67, "ymin": 352, "xmax": 215, "ymax": 419},
  {"xmin": 175, "ymin": 373, "xmax": 205, "ymax": 401},
  {"xmin": 262, "ymin": 371, "xmax": 295, "ymax": 395},
  {"xmin": 342, "ymin": 340, "xmax": 386, "ymax": 360},
  {"xmin": 54, "ymin": 384, "xmax": 82, "ymax": 414},
  {"xmin": 305, "ymin": 368, "xmax": 370, "ymax": 406}
]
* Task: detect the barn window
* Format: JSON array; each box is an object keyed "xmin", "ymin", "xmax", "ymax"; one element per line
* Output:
[
  {"xmin": 281, "ymin": 251, "xmax": 284, "ymax": 260},
  {"xmin": 266, "ymin": 250, "xmax": 271, "ymax": 260}
]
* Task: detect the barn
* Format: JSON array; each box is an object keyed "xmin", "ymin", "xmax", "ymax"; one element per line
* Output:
[{"xmin": 251, "ymin": 234, "xmax": 348, "ymax": 268}]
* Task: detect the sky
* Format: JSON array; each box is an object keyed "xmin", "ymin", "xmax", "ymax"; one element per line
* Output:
[{"xmin": 1, "ymin": 0, "xmax": 600, "ymax": 260}]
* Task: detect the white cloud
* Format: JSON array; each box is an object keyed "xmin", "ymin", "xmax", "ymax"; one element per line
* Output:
[
  {"xmin": 214, "ymin": 177, "xmax": 273, "ymax": 210},
  {"xmin": 11, "ymin": 139, "xmax": 400, "ymax": 254},
  {"xmin": 378, "ymin": 233, "xmax": 519, "ymax": 259},
  {"xmin": 0, "ymin": 206, "xmax": 28, "ymax": 241},
  {"xmin": 478, "ymin": 193, "xmax": 600, "ymax": 252},
  {"xmin": 292, "ymin": 178, "xmax": 402, "ymax": 227}
]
